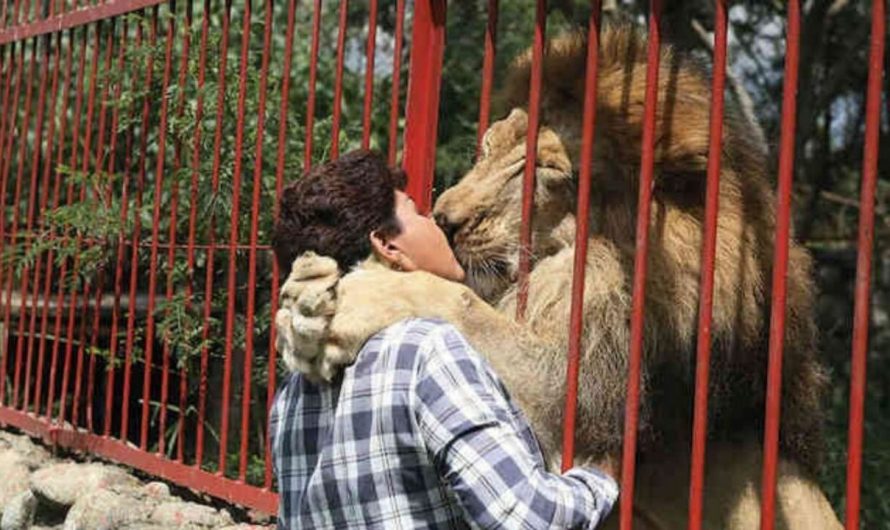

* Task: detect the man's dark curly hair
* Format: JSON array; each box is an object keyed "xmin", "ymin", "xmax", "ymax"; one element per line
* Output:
[{"xmin": 272, "ymin": 149, "xmax": 407, "ymax": 272}]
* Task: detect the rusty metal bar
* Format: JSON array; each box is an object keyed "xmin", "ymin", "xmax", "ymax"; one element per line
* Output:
[
  {"xmin": 620, "ymin": 2, "xmax": 663, "ymax": 528},
  {"xmin": 188, "ymin": 0, "xmax": 210, "ymax": 466},
  {"xmin": 386, "ymin": 0, "xmax": 404, "ymax": 165},
  {"xmin": 266, "ymin": 0, "xmax": 299, "ymax": 486},
  {"xmin": 687, "ymin": 2, "xmax": 727, "ymax": 528},
  {"xmin": 31, "ymin": 31, "xmax": 63, "ymax": 415},
  {"xmin": 330, "ymin": 0, "xmax": 347, "ymax": 159},
  {"xmin": 82, "ymin": 17, "xmax": 116, "ymax": 432},
  {"xmin": 122, "ymin": 10, "xmax": 158, "ymax": 440},
  {"xmin": 759, "ymin": 1, "xmax": 800, "ymax": 527},
  {"xmin": 197, "ymin": 0, "xmax": 233, "ymax": 468},
  {"xmin": 219, "ymin": 0, "xmax": 253, "ymax": 476},
  {"xmin": 5, "ymin": 38, "xmax": 38, "ymax": 409},
  {"xmin": 171, "ymin": 0, "xmax": 192, "ymax": 463},
  {"xmin": 56, "ymin": 26, "xmax": 89, "ymax": 423},
  {"xmin": 104, "ymin": 18, "xmax": 129, "ymax": 437},
  {"xmin": 0, "ymin": 406, "xmax": 278, "ymax": 513},
  {"xmin": 360, "ymin": 0, "xmax": 377, "ymax": 149},
  {"xmin": 157, "ymin": 0, "xmax": 189, "ymax": 456},
  {"xmin": 0, "ymin": 0, "xmax": 166, "ymax": 44},
  {"xmin": 303, "ymin": 0, "xmax": 321, "ymax": 169},
  {"xmin": 140, "ymin": 0, "xmax": 176, "ymax": 451},
  {"xmin": 561, "ymin": 0, "xmax": 601, "ymax": 472},
  {"xmin": 42, "ymin": 30, "xmax": 74, "ymax": 420},
  {"xmin": 20, "ymin": 31, "xmax": 56, "ymax": 414},
  {"xmin": 402, "ymin": 0, "xmax": 446, "ymax": 214},
  {"xmin": 239, "ymin": 0, "xmax": 273, "ymax": 481},
  {"xmin": 475, "ymin": 0, "xmax": 497, "ymax": 155},
  {"xmin": 69, "ymin": 19, "xmax": 104, "ymax": 429},
  {"xmin": 515, "ymin": 0, "xmax": 546, "ymax": 321},
  {"xmin": 844, "ymin": 1, "xmax": 884, "ymax": 528},
  {"xmin": 0, "ymin": 44, "xmax": 11, "ymax": 407}
]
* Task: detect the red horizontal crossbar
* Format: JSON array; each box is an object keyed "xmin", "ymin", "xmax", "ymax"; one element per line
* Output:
[
  {"xmin": 0, "ymin": 406, "xmax": 278, "ymax": 514},
  {"xmin": 0, "ymin": 0, "xmax": 167, "ymax": 44}
]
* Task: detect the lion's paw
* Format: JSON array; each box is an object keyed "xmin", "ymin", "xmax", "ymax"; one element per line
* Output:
[{"xmin": 275, "ymin": 252, "xmax": 344, "ymax": 382}]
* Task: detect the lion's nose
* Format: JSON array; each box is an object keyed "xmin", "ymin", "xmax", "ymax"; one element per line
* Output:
[{"xmin": 434, "ymin": 212, "xmax": 460, "ymax": 244}]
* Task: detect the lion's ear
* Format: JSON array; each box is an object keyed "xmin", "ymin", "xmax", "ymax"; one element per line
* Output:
[{"xmin": 480, "ymin": 108, "xmax": 529, "ymax": 160}]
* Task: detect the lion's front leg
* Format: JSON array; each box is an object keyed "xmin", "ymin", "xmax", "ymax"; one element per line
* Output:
[{"xmin": 276, "ymin": 253, "xmax": 521, "ymax": 382}]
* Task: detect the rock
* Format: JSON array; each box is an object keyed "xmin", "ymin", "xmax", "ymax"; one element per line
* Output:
[
  {"xmin": 139, "ymin": 482, "xmax": 171, "ymax": 501},
  {"xmin": 0, "ymin": 432, "xmax": 51, "ymax": 469},
  {"xmin": 149, "ymin": 501, "xmax": 233, "ymax": 528},
  {"xmin": 31, "ymin": 463, "xmax": 139, "ymax": 508},
  {"xmin": 0, "ymin": 452, "xmax": 31, "ymax": 518},
  {"xmin": 0, "ymin": 490, "xmax": 36, "ymax": 530},
  {"xmin": 62, "ymin": 488, "xmax": 152, "ymax": 530}
]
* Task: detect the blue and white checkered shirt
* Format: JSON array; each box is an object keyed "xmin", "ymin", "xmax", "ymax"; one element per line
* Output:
[{"xmin": 270, "ymin": 318, "xmax": 618, "ymax": 529}]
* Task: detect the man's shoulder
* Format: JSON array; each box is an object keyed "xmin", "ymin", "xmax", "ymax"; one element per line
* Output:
[
  {"xmin": 360, "ymin": 318, "xmax": 468, "ymax": 368},
  {"xmin": 368, "ymin": 317, "xmax": 460, "ymax": 347}
]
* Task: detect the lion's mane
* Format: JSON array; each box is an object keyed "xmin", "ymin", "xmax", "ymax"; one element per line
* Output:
[{"xmin": 433, "ymin": 25, "xmax": 827, "ymax": 470}]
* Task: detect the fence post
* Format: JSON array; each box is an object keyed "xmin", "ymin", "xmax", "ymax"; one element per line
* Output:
[{"xmin": 402, "ymin": 0, "xmax": 446, "ymax": 214}]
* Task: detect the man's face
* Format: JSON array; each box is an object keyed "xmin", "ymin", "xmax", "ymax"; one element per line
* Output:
[{"xmin": 386, "ymin": 191, "xmax": 466, "ymax": 282}]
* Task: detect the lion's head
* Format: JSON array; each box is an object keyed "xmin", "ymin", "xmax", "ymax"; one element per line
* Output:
[
  {"xmin": 434, "ymin": 108, "xmax": 577, "ymax": 301},
  {"xmin": 433, "ymin": 25, "xmax": 827, "ymax": 468}
]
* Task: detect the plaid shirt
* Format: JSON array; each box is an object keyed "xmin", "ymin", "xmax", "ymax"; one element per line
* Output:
[{"xmin": 270, "ymin": 318, "xmax": 618, "ymax": 529}]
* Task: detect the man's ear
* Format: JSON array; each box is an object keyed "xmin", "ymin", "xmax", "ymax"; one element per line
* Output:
[{"xmin": 369, "ymin": 230, "xmax": 401, "ymax": 268}]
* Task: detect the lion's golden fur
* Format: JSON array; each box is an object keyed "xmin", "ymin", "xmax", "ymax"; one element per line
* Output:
[
  {"xmin": 433, "ymin": 25, "xmax": 827, "ymax": 470},
  {"xmin": 284, "ymin": 24, "xmax": 840, "ymax": 529}
]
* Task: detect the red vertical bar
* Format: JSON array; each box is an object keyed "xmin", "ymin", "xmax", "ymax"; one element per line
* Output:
[
  {"xmin": 158, "ymin": 0, "xmax": 191, "ymax": 456},
  {"xmin": 19, "ymin": 31, "xmax": 53, "ymax": 413},
  {"xmin": 386, "ymin": 0, "xmax": 404, "ymax": 165},
  {"xmin": 239, "ymin": 0, "xmax": 273, "ymax": 482},
  {"xmin": 42, "ymin": 30, "xmax": 74, "ymax": 420},
  {"xmin": 267, "ymin": 0, "xmax": 298, "ymax": 486},
  {"xmin": 0, "ymin": 43, "xmax": 19, "ymax": 408},
  {"xmin": 104, "ymin": 18, "xmax": 129, "ymax": 437},
  {"xmin": 30, "ymin": 31, "xmax": 63, "ymax": 415},
  {"xmin": 620, "ymin": 2, "xmax": 663, "ymax": 529},
  {"xmin": 402, "ymin": 0, "xmax": 446, "ymax": 214},
  {"xmin": 122, "ymin": 11, "xmax": 158, "ymax": 440},
  {"xmin": 189, "ymin": 0, "xmax": 211, "ymax": 467},
  {"xmin": 475, "ymin": 0, "xmax": 497, "ymax": 155},
  {"xmin": 5, "ymin": 38, "xmax": 38, "ymax": 409},
  {"xmin": 84, "ymin": 18, "xmax": 117, "ymax": 432},
  {"xmin": 140, "ymin": 2, "xmax": 176, "ymax": 452},
  {"xmin": 303, "ymin": 0, "xmax": 321, "ymax": 169},
  {"xmin": 515, "ymin": 0, "xmax": 546, "ymax": 321},
  {"xmin": 12, "ymin": 0, "xmax": 23, "ymax": 26},
  {"xmin": 759, "ymin": 2, "xmax": 800, "ymax": 528},
  {"xmin": 687, "ymin": 2, "xmax": 728, "ymax": 528},
  {"xmin": 57, "ymin": 26, "xmax": 88, "ymax": 426},
  {"xmin": 330, "ymin": 0, "xmax": 347, "ymax": 159},
  {"xmin": 844, "ymin": 1, "xmax": 884, "ymax": 528},
  {"xmin": 197, "ymin": 0, "xmax": 233, "ymax": 468},
  {"xmin": 70, "ymin": 20, "xmax": 103, "ymax": 429},
  {"xmin": 360, "ymin": 0, "xmax": 377, "ymax": 149},
  {"xmin": 219, "ymin": 0, "xmax": 253, "ymax": 477},
  {"xmin": 170, "ymin": 0, "xmax": 192, "ymax": 462},
  {"xmin": 560, "ymin": 0, "xmax": 600, "ymax": 472}
]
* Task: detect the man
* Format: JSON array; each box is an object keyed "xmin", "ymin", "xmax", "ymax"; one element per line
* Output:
[{"xmin": 270, "ymin": 150, "xmax": 618, "ymax": 529}]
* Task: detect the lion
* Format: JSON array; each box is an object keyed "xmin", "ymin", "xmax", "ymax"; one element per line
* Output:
[{"xmin": 276, "ymin": 25, "xmax": 841, "ymax": 529}]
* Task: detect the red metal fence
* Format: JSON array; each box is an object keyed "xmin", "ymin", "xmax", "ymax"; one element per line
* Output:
[{"xmin": 0, "ymin": 0, "xmax": 883, "ymax": 528}]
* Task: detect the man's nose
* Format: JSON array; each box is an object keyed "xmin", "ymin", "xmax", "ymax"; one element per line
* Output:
[{"xmin": 434, "ymin": 212, "xmax": 460, "ymax": 243}]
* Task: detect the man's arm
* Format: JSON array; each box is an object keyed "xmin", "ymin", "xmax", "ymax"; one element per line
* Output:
[{"xmin": 414, "ymin": 324, "xmax": 618, "ymax": 530}]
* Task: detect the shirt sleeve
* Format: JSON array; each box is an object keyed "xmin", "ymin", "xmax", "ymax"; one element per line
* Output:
[{"xmin": 413, "ymin": 324, "xmax": 618, "ymax": 530}]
